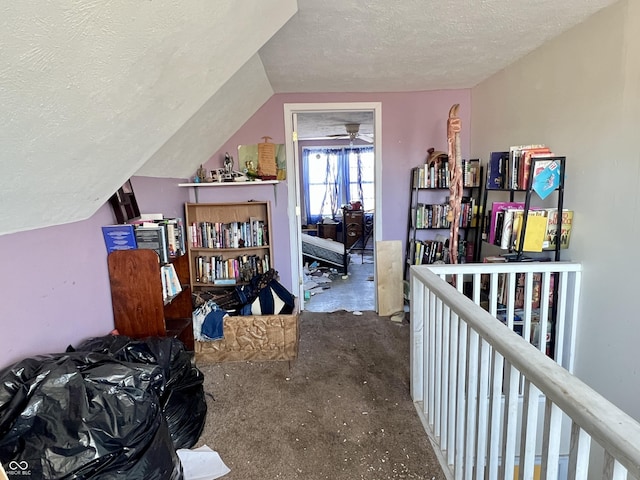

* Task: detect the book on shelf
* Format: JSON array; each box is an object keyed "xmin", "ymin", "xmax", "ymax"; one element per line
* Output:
[
  {"xmin": 488, "ymin": 201, "xmax": 525, "ymax": 244},
  {"xmin": 519, "ymin": 146, "xmax": 552, "ymax": 189},
  {"xmin": 499, "ymin": 209, "xmax": 516, "ymax": 250},
  {"xmin": 513, "ymin": 211, "xmax": 548, "ymax": 253},
  {"xmin": 161, "ymin": 263, "xmax": 182, "ymax": 302},
  {"xmin": 493, "ymin": 211, "xmax": 505, "ymax": 246},
  {"xmin": 486, "ymin": 146, "xmax": 559, "ymax": 191},
  {"xmin": 133, "ymin": 223, "xmax": 170, "ymax": 264},
  {"xmin": 543, "ymin": 208, "xmax": 573, "ymax": 250},
  {"xmin": 193, "ymin": 252, "xmax": 270, "ymax": 285},
  {"xmin": 532, "ymin": 160, "xmax": 562, "ymax": 200},
  {"xmin": 464, "ymin": 241, "xmax": 475, "ymax": 263},
  {"xmin": 508, "ymin": 144, "xmax": 547, "ymax": 190},
  {"xmin": 160, "ymin": 218, "xmax": 186, "ymax": 257},
  {"xmin": 188, "ymin": 220, "xmax": 268, "ymax": 249},
  {"xmin": 411, "ymin": 236, "xmax": 449, "ymax": 265},
  {"xmin": 462, "ymin": 158, "xmax": 481, "ymax": 187},
  {"xmin": 137, "ymin": 217, "xmax": 186, "ymax": 257},
  {"xmin": 487, "ymin": 151, "xmax": 509, "ymax": 189},
  {"xmin": 532, "ymin": 157, "xmax": 556, "ymax": 178},
  {"xmin": 102, "ymin": 224, "xmax": 138, "ymax": 254}
]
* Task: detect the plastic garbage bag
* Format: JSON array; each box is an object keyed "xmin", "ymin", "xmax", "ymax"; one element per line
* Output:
[
  {"xmin": 70, "ymin": 335, "xmax": 207, "ymax": 449},
  {"xmin": 0, "ymin": 352, "xmax": 182, "ymax": 479}
]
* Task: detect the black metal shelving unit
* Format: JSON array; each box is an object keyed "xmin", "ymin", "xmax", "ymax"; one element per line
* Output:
[
  {"xmin": 478, "ymin": 156, "xmax": 565, "ymax": 262},
  {"xmin": 478, "ymin": 156, "xmax": 566, "ymax": 358},
  {"xmin": 403, "ymin": 165, "xmax": 484, "ymax": 280}
]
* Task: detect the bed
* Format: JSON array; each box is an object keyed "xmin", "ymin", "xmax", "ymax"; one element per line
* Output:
[{"xmin": 301, "ymin": 232, "xmax": 350, "ymax": 273}]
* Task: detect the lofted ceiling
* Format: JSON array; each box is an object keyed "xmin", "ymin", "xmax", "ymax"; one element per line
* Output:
[{"xmin": 0, "ymin": 0, "xmax": 617, "ymax": 235}]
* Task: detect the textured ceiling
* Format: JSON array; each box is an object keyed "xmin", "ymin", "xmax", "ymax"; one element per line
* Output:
[
  {"xmin": 261, "ymin": 0, "xmax": 617, "ymax": 93},
  {"xmin": 0, "ymin": 0, "xmax": 618, "ymax": 234},
  {"xmin": 263, "ymin": 0, "xmax": 617, "ymax": 138}
]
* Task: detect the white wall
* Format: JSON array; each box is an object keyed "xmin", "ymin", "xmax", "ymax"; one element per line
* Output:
[{"xmin": 471, "ymin": 0, "xmax": 640, "ymax": 420}]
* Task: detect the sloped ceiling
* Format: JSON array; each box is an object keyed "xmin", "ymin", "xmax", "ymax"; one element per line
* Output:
[
  {"xmin": 0, "ymin": 0, "xmax": 297, "ymax": 235},
  {"xmin": 0, "ymin": 0, "xmax": 617, "ymax": 235}
]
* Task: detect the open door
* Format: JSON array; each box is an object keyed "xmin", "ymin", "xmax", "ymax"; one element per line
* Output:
[{"xmin": 284, "ymin": 102, "xmax": 383, "ymax": 312}]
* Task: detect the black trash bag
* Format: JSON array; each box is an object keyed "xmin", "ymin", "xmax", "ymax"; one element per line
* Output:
[
  {"xmin": 70, "ymin": 335, "xmax": 207, "ymax": 449},
  {"xmin": 0, "ymin": 352, "xmax": 183, "ymax": 479}
]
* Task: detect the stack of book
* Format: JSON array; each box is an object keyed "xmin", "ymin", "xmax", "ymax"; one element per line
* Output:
[
  {"xmin": 161, "ymin": 263, "xmax": 182, "ymax": 302},
  {"xmin": 193, "ymin": 252, "xmax": 270, "ymax": 285},
  {"xmin": 101, "ymin": 214, "xmax": 186, "ymax": 264},
  {"xmin": 487, "ymin": 202, "xmax": 573, "ymax": 252},
  {"xmin": 486, "ymin": 146, "xmax": 558, "ymax": 191},
  {"xmin": 188, "ymin": 219, "xmax": 268, "ymax": 249}
]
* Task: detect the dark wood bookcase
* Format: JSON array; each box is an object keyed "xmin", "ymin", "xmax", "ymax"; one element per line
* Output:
[{"xmin": 107, "ymin": 249, "xmax": 194, "ymax": 350}]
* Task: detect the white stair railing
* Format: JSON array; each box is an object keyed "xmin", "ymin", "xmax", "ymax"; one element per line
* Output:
[{"xmin": 410, "ymin": 262, "xmax": 640, "ymax": 480}]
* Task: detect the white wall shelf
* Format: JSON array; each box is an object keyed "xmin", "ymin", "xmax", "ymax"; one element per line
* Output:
[{"xmin": 178, "ymin": 180, "xmax": 280, "ymax": 203}]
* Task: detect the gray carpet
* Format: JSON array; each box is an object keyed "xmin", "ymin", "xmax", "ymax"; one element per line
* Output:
[{"xmin": 195, "ymin": 310, "xmax": 445, "ymax": 480}]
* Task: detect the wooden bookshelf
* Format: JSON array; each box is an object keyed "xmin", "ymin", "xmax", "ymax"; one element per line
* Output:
[
  {"xmin": 184, "ymin": 201, "xmax": 274, "ymax": 293},
  {"xmin": 108, "ymin": 249, "xmax": 194, "ymax": 350}
]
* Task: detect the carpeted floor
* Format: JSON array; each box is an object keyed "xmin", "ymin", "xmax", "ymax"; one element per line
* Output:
[{"xmin": 195, "ymin": 310, "xmax": 445, "ymax": 480}]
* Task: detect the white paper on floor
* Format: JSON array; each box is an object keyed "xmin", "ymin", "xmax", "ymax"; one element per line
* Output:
[
  {"xmin": 177, "ymin": 444, "xmax": 230, "ymax": 480},
  {"xmin": 303, "ymin": 280, "xmax": 319, "ymax": 290},
  {"xmin": 313, "ymin": 275, "xmax": 332, "ymax": 284}
]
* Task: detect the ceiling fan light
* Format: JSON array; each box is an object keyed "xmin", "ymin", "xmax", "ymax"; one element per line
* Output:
[
  {"xmin": 345, "ymin": 123, "xmax": 359, "ymax": 143},
  {"xmin": 345, "ymin": 123, "xmax": 360, "ymax": 134}
]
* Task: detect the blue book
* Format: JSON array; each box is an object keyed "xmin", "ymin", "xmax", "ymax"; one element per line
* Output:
[
  {"xmin": 102, "ymin": 224, "xmax": 138, "ymax": 253},
  {"xmin": 532, "ymin": 161, "xmax": 561, "ymax": 199},
  {"xmin": 487, "ymin": 151, "xmax": 508, "ymax": 189}
]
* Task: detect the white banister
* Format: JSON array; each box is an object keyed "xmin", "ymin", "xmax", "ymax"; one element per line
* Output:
[{"xmin": 410, "ymin": 262, "xmax": 640, "ymax": 480}]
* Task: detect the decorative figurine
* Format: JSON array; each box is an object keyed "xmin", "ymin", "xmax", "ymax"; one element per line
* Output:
[
  {"xmin": 224, "ymin": 152, "xmax": 234, "ymax": 175},
  {"xmin": 196, "ymin": 164, "xmax": 207, "ymax": 182},
  {"xmin": 447, "ymin": 104, "xmax": 463, "ymax": 265}
]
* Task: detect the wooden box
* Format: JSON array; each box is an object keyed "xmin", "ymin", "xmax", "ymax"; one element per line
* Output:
[{"xmin": 194, "ymin": 310, "xmax": 299, "ymax": 363}]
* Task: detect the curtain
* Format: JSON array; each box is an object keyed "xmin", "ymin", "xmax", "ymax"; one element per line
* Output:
[{"xmin": 302, "ymin": 147, "xmax": 373, "ymax": 223}]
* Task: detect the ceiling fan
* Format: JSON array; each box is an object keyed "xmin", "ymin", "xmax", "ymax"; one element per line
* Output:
[{"xmin": 325, "ymin": 123, "xmax": 374, "ymax": 144}]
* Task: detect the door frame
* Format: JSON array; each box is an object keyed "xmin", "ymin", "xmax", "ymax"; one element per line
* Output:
[{"xmin": 283, "ymin": 102, "xmax": 383, "ymax": 311}]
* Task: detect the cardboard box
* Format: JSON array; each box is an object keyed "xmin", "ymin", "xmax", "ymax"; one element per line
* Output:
[{"xmin": 195, "ymin": 310, "xmax": 299, "ymax": 363}]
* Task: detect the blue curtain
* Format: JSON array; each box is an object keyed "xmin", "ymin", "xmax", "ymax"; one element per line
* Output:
[{"xmin": 302, "ymin": 148, "xmax": 312, "ymax": 224}]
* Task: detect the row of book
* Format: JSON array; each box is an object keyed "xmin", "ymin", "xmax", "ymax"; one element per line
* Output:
[
  {"xmin": 412, "ymin": 198, "xmax": 477, "ymax": 229},
  {"xmin": 194, "ymin": 253, "xmax": 271, "ymax": 285},
  {"xmin": 481, "ymin": 267, "xmax": 555, "ymax": 355},
  {"xmin": 409, "ymin": 236, "xmax": 475, "ymax": 266},
  {"xmin": 188, "ymin": 219, "xmax": 268, "ymax": 249},
  {"xmin": 161, "ymin": 263, "xmax": 182, "ymax": 302},
  {"xmin": 102, "ymin": 215, "xmax": 186, "ymax": 264},
  {"xmin": 412, "ymin": 159, "xmax": 481, "ymax": 189},
  {"xmin": 487, "ymin": 145, "xmax": 559, "ymax": 191},
  {"xmin": 485, "ymin": 203, "xmax": 573, "ymax": 252}
]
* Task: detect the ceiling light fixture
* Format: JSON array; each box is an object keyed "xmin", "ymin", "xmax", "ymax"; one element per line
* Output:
[{"xmin": 345, "ymin": 123, "xmax": 359, "ymax": 142}]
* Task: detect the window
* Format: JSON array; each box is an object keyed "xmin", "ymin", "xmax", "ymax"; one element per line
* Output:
[{"xmin": 302, "ymin": 147, "xmax": 374, "ymax": 223}]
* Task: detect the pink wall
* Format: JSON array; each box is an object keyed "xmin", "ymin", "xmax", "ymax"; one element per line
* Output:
[
  {"xmin": 0, "ymin": 177, "xmax": 189, "ymax": 369},
  {"xmin": 0, "ymin": 91, "xmax": 470, "ymax": 369},
  {"xmin": 0, "ymin": 205, "xmax": 115, "ymax": 367},
  {"xmin": 205, "ymin": 91, "xmax": 471, "ymax": 278}
]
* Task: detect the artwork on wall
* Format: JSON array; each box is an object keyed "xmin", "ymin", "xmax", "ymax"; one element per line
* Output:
[{"xmin": 238, "ymin": 141, "xmax": 286, "ymax": 180}]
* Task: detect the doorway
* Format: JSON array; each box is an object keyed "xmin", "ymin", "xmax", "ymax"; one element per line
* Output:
[{"xmin": 283, "ymin": 102, "xmax": 383, "ymax": 312}]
